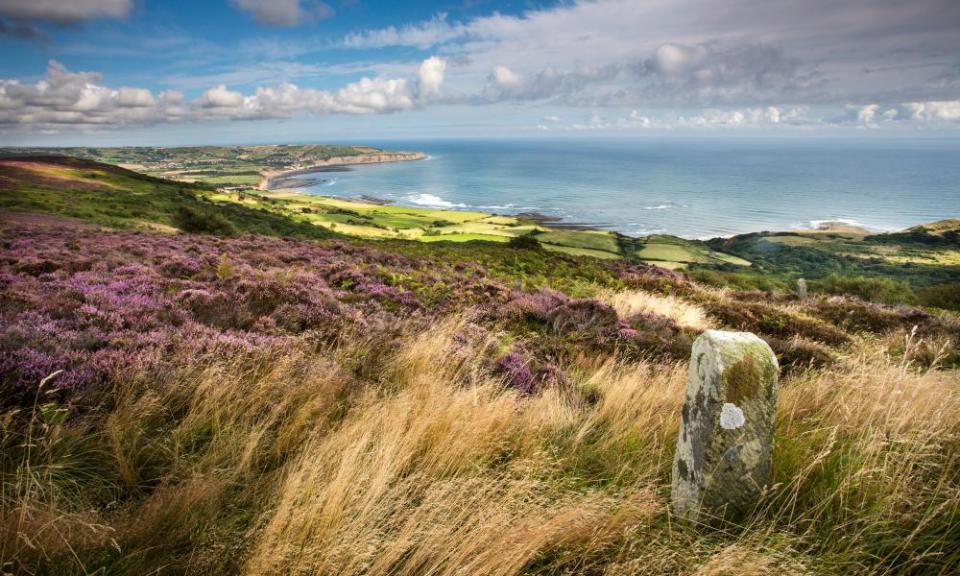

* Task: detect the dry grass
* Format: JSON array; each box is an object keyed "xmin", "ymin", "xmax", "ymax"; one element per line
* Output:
[
  {"xmin": 247, "ymin": 319, "xmax": 670, "ymax": 575},
  {"xmin": 599, "ymin": 289, "xmax": 714, "ymax": 331},
  {"xmin": 2, "ymin": 320, "xmax": 959, "ymax": 575}
]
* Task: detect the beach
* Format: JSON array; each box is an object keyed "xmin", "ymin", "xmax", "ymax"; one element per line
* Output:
[{"xmin": 259, "ymin": 150, "xmax": 427, "ymax": 190}]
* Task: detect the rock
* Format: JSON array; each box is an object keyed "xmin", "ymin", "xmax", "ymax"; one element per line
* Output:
[
  {"xmin": 796, "ymin": 278, "xmax": 808, "ymax": 300},
  {"xmin": 671, "ymin": 330, "xmax": 779, "ymax": 523}
]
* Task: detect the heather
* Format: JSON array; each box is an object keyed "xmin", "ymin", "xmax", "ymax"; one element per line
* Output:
[{"xmin": 2, "ymin": 212, "xmax": 959, "ymax": 575}]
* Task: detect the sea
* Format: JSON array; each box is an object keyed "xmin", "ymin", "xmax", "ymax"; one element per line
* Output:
[{"xmin": 293, "ymin": 137, "xmax": 960, "ymax": 239}]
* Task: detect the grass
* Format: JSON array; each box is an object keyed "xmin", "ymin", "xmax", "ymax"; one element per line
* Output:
[
  {"xmin": 534, "ymin": 230, "xmax": 621, "ymax": 254},
  {"xmin": 636, "ymin": 236, "xmax": 751, "ymax": 267},
  {"xmin": 0, "ymin": 156, "xmax": 336, "ymax": 240},
  {"xmin": 2, "ymin": 317, "xmax": 957, "ymax": 574},
  {"xmin": 703, "ymin": 228, "xmax": 960, "ymax": 300},
  {"xmin": 598, "ymin": 289, "xmax": 714, "ymax": 330}
]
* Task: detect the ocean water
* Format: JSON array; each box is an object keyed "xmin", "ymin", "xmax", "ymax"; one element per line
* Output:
[{"xmin": 294, "ymin": 138, "xmax": 960, "ymax": 239}]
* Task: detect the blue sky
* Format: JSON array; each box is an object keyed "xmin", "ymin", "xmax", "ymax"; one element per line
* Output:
[{"xmin": 1, "ymin": 0, "xmax": 959, "ymax": 145}]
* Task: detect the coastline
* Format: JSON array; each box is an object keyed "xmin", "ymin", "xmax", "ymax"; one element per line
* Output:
[{"xmin": 259, "ymin": 151, "xmax": 427, "ymax": 191}]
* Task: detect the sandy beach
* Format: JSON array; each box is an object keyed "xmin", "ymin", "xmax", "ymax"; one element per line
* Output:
[{"xmin": 260, "ymin": 151, "xmax": 427, "ymax": 190}]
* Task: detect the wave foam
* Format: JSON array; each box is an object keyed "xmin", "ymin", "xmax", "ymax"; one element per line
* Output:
[
  {"xmin": 643, "ymin": 203, "xmax": 688, "ymax": 210},
  {"xmin": 405, "ymin": 193, "xmax": 467, "ymax": 208},
  {"xmin": 799, "ymin": 218, "xmax": 866, "ymax": 230}
]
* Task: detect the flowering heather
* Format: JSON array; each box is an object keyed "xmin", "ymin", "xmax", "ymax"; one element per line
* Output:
[
  {"xmin": 0, "ymin": 214, "xmax": 511, "ymax": 402},
  {"xmin": 1, "ymin": 213, "xmax": 691, "ymax": 403},
  {"xmin": 4, "ymin": 212, "xmax": 955, "ymax": 405}
]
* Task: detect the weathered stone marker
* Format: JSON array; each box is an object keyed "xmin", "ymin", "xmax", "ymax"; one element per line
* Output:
[{"xmin": 672, "ymin": 330, "xmax": 779, "ymax": 523}]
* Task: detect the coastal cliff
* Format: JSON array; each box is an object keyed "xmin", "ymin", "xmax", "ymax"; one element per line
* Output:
[{"xmin": 260, "ymin": 150, "xmax": 427, "ymax": 190}]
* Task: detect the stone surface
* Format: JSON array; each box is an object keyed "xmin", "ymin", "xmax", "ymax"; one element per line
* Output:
[{"xmin": 671, "ymin": 330, "xmax": 779, "ymax": 523}]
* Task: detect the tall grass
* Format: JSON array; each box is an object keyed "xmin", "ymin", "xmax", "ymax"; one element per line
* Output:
[
  {"xmin": 1, "ymin": 319, "xmax": 957, "ymax": 575},
  {"xmin": 598, "ymin": 289, "xmax": 713, "ymax": 331}
]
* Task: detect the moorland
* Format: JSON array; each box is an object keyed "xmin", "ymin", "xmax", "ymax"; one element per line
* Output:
[{"xmin": 0, "ymin": 151, "xmax": 958, "ymax": 575}]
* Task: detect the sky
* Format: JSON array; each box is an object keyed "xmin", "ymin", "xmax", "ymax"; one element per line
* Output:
[{"xmin": 1, "ymin": 0, "xmax": 959, "ymax": 145}]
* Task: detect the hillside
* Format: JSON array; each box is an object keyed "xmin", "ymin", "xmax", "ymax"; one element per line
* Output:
[
  {"xmin": 0, "ymin": 155, "xmax": 746, "ymax": 266},
  {"xmin": 0, "ymin": 144, "xmax": 414, "ymax": 188},
  {"xmin": 1, "ymin": 155, "xmax": 959, "ymax": 575},
  {"xmin": 701, "ymin": 223, "xmax": 960, "ymax": 308},
  {"xmin": 0, "ymin": 155, "xmax": 337, "ymax": 239}
]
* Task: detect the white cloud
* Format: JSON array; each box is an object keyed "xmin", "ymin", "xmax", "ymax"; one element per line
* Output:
[
  {"xmin": 903, "ymin": 100, "xmax": 960, "ymax": 122},
  {"xmin": 3, "ymin": 60, "xmax": 958, "ymax": 134},
  {"xmin": 857, "ymin": 104, "xmax": 881, "ymax": 125},
  {"xmin": 0, "ymin": 59, "xmax": 437, "ymax": 130},
  {"xmin": 340, "ymin": 0, "xmax": 959, "ymax": 109},
  {"xmin": 674, "ymin": 106, "xmax": 807, "ymax": 128},
  {"xmin": 648, "ymin": 44, "xmax": 698, "ymax": 76},
  {"xmin": 117, "ymin": 87, "xmax": 155, "ymax": 108},
  {"xmin": 230, "ymin": 0, "xmax": 333, "ymax": 27},
  {"xmin": 491, "ymin": 66, "xmax": 522, "ymax": 89},
  {"xmin": 343, "ymin": 13, "xmax": 465, "ymax": 49},
  {"xmin": 558, "ymin": 105, "xmax": 810, "ymax": 131},
  {"xmin": 417, "ymin": 56, "xmax": 446, "ymax": 100},
  {"xmin": 626, "ymin": 110, "xmax": 651, "ymax": 127},
  {"xmin": 0, "ymin": 0, "xmax": 131, "ymax": 24},
  {"xmin": 198, "ymin": 85, "xmax": 245, "ymax": 109},
  {"xmin": 846, "ymin": 101, "xmax": 960, "ymax": 127},
  {"xmin": 0, "ymin": 61, "xmax": 174, "ymax": 127},
  {"xmin": 332, "ymin": 77, "xmax": 414, "ymax": 114}
]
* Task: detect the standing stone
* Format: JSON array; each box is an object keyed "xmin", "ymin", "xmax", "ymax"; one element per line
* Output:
[
  {"xmin": 796, "ymin": 278, "xmax": 808, "ymax": 300},
  {"xmin": 672, "ymin": 330, "xmax": 779, "ymax": 523}
]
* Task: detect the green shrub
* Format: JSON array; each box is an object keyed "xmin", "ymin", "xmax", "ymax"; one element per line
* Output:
[
  {"xmin": 174, "ymin": 205, "xmax": 238, "ymax": 236},
  {"xmin": 917, "ymin": 283, "xmax": 960, "ymax": 311},
  {"xmin": 507, "ymin": 234, "xmax": 543, "ymax": 251},
  {"xmin": 687, "ymin": 268, "xmax": 786, "ymax": 292},
  {"xmin": 815, "ymin": 273, "xmax": 915, "ymax": 305}
]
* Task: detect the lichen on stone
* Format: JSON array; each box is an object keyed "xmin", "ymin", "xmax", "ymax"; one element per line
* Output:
[{"xmin": 724, "ymin": 354, "xmax": 761, "ymax": 403}]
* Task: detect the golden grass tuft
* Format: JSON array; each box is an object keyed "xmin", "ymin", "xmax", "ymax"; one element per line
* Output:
[
  {"xmin": 599, "ymin": 289, "xmax": 713, "ymax": 331},
  {"xmin": 246, "ymin": 320, "xmax": 668, "ymax": 575}
]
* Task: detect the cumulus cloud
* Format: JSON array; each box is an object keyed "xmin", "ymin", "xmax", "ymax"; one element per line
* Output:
[
  {"xmin": 554, "ymin": 106, "xmax": 812, "ymax": 132},
  {"xmin": 673, "ymin": 106, "xmax": 804, "ymax": 128},
  {"xmin": 903, "ymin": 100, "xmax": 960, "ymax": 122},
  {"xmin": 340, "ymin": 0, "xmax": 960, "ymax": 109},
  {"xmin": 0, "ymin": 59, "xmax": 441, "ymax": 130},
  {"xmin": 0, "ymin": 61, "xmax": 177, "ymax": 127},
  {"xmin": 417, "ymin": 56, "xmax": 446, "ymax": 101},
  {"xmin": 631, "ymin": 41, "xmax": 819, "ymax": 106},
  {"xmin": 472, "ymin": 39, "xmax": 812, "ymax": 107},
  {"xmin": 483, "ymin": 64, "xmax": 619, "ymax": 102},
  {"xmin": 3, "ymin": 59, "xmax": 958, "ymax": 133},
  {"xmin": 849, "ymin": 100, "xmax": 960, "ymax": 126},
  {"xmin": 117, "ymin": 87, "xmax": 156, "ymax": 108},
  {"xmin": 333, "ymin": 77, "xmax": 414, "ymax": 114},
  {"xmin": 230, "ymin": 0, "xmax": 333, "ymax": 27},
  {"xmin": 198, "ymin": 85, "xmax": 246, "ymax": 109},
  {"xmin": 0, "ymin": 0, "xmax": 131, "ymax": 24}
]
